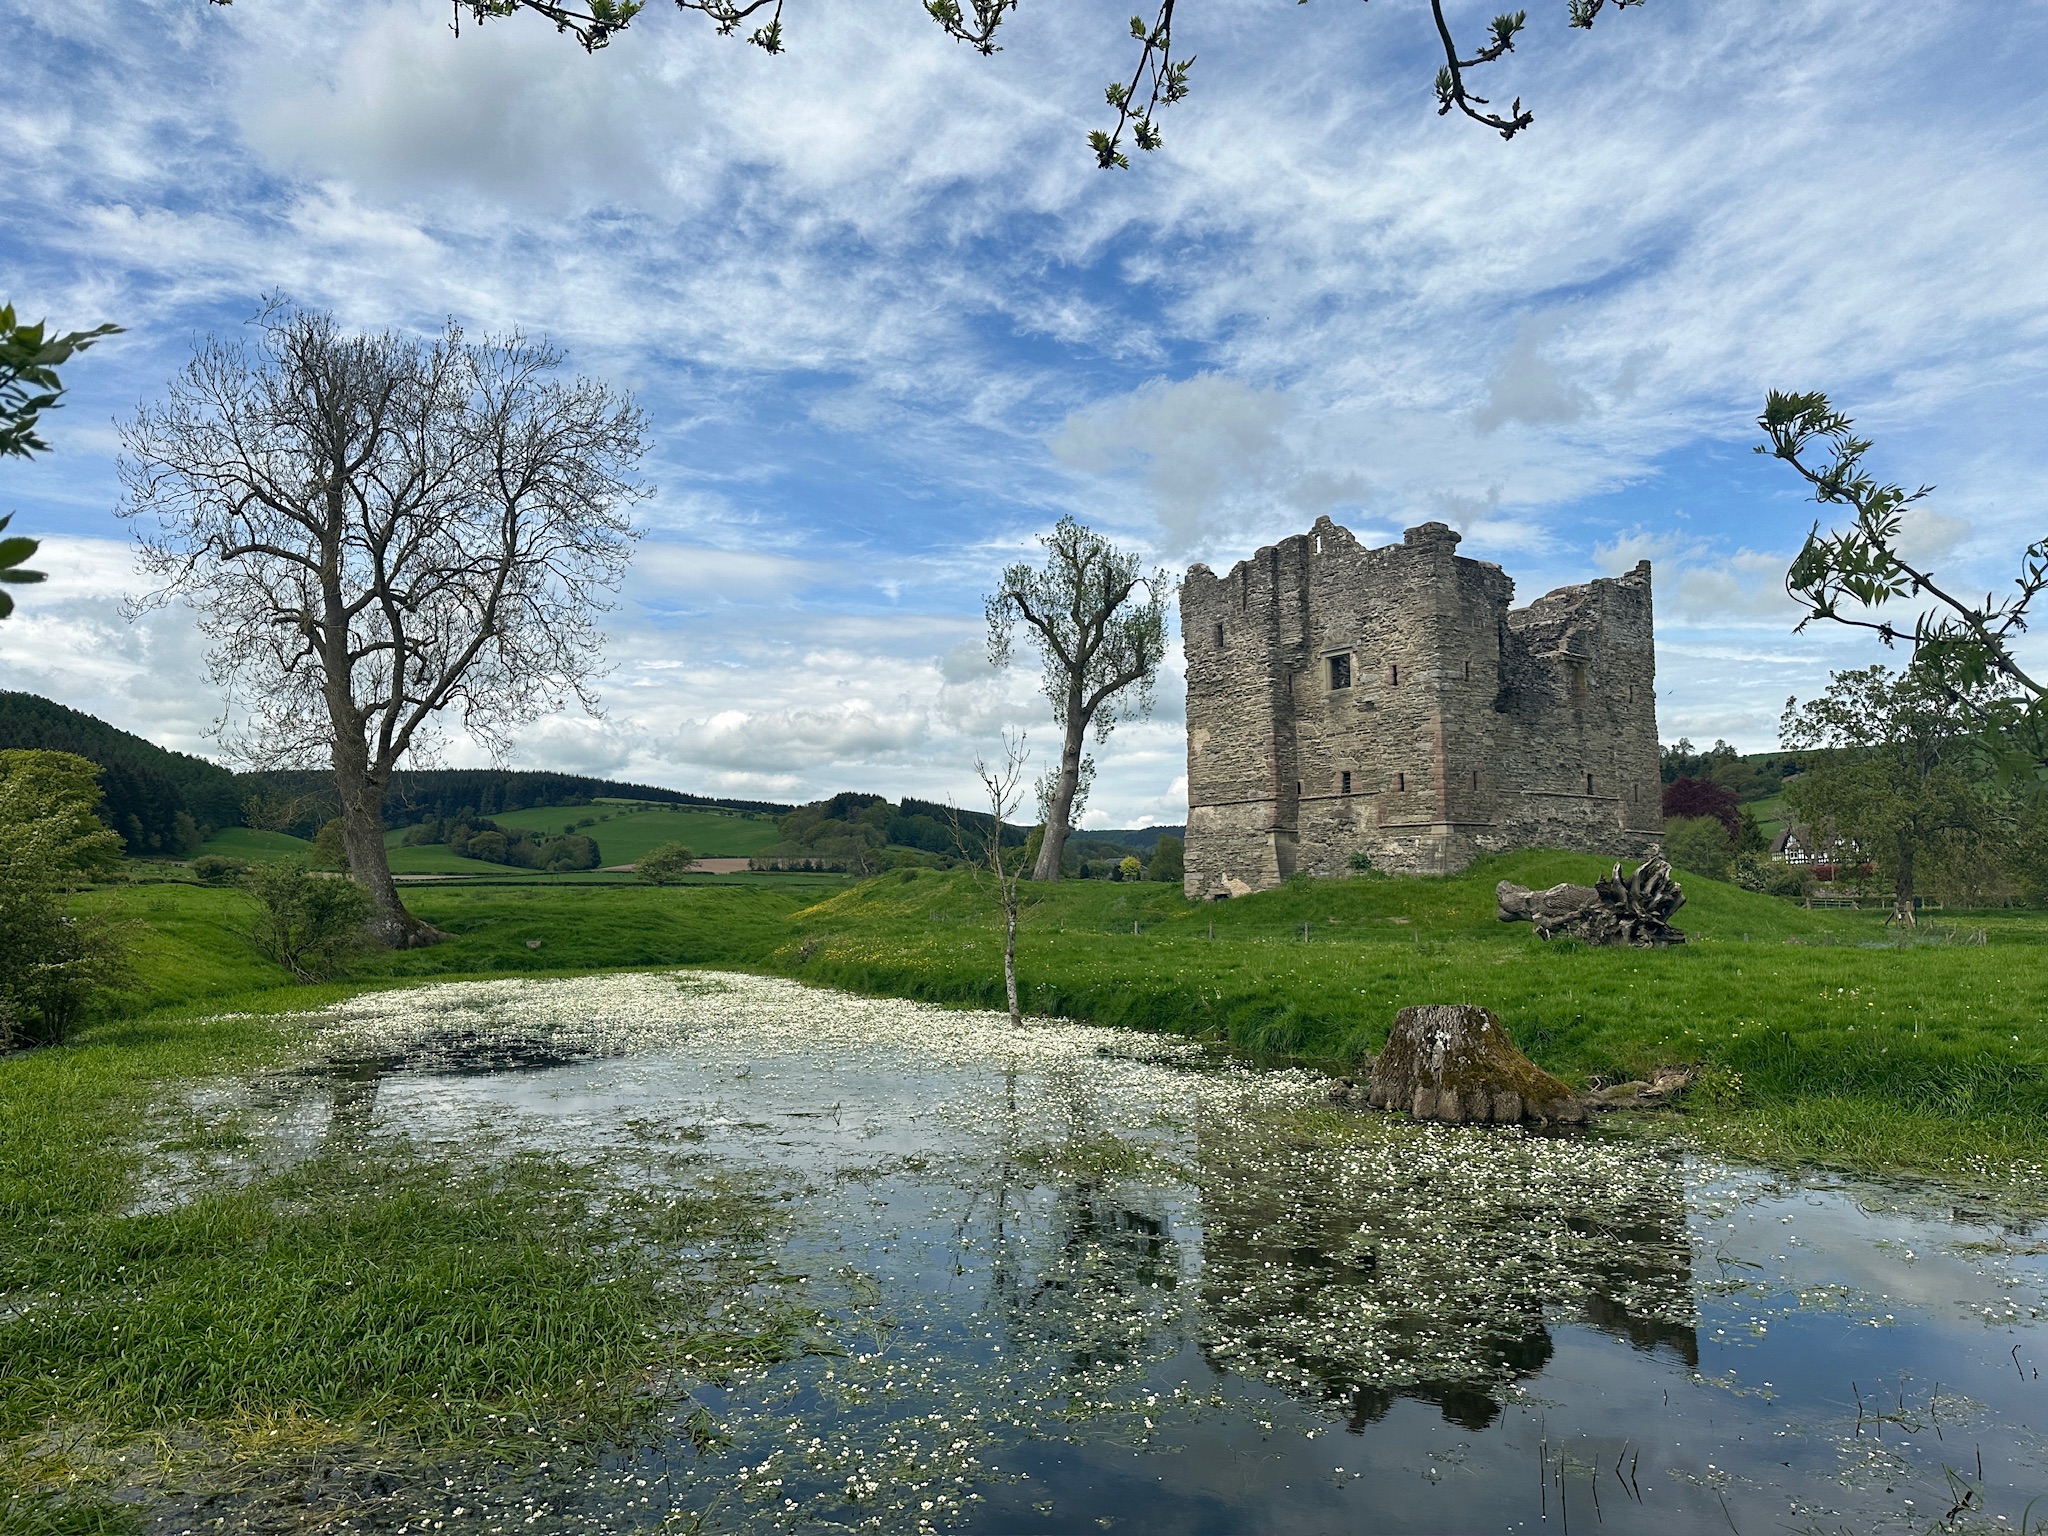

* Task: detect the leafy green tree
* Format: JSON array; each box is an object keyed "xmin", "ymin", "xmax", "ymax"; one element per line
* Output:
[
  {"xmin": 1661, "ymin": 815, "xmax": 1732, "ymax": 882},
  {"xmin": 415, "ymin": 0, "xmax": 1649, "ymax": 170},
  {"xmin": 543, "ymin": 832, "xmax": 601, "ymax": 871},
  {"xmin": 0, "ymin": 750, "xmax": 125, "ymax": 879},
  {"xmin": 1117, "ymin": 854, "xmax": 1142, "ymax": 880},
  {"xmin": 242, "ymin": 857, "xmax": 370, "ymax": 981},
  {"xmin": 1147, "ymin": 832, "xmax": 1183, "ymax": 883},
  {"xmin": 1758, "ymin": 393, "xmax": 2046, "ymax": 770},
  {"xmin": 312, "ymin": 817, "xmax": 350, "ymax": 870},
  {"xmin": 0, "ymin": 752, "xmax": 130, "ymax": 1046},
  {"xmin": 464, "ymin": 829, "xmax": 511, "ymax": 864},
  {"xmin": 637, "ymin": 842, "xmax": 697, "ymax": 884},
  {"xmin": 1780, "ymin": 663, "xmax": 2002, "ymax": 926},
  {"xmin": 987, "ymin": 518, "xmax": 1168, "ymax": 883}
]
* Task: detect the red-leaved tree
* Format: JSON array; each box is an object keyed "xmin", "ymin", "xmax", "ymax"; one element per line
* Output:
[{"xmin": 1661, "ymin": 776, "xmax": 1739, "ymax": 839}]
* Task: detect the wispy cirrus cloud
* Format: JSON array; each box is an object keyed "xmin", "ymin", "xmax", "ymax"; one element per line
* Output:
[{"xmin": 2, "ymin": 0, "xmax": 2044, "ymax": 820}]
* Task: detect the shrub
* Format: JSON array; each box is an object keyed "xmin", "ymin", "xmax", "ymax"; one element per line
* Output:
[
  {"xmin": 0, "ymin": 752, "xmax": 131, "ymax": 1046},
  {"xmin": 543, "ymin": 833, "xmax": 601, "ymax": 872},
  {"xmin": 1148, "ymin": 834, "xmax": 1184, "ymax": 883},
  {"xmin": 1347, "ymin": 850, "xmax": 1373, "ymax": 873},
  {"xmin": 311, "ymin": 817, "xmax": 349, "ymax": 870},
  {"xmin": 189, "ymin": 854, "xmax": 248, "ymax": 885},
  {"xmin": 1663, "ymin": 815, "xmax": 1734, "ymax": 881},
  {"xmin": 243, "ymin": 857, "xmax": 369, "ymax": 980},
  {"xmin": 1118, "ymin": 855, "xmax": 1143, "ymax": 881},
  {"xmin": 637, "ymin": 842, "xmax": 696, "ymax": 885},
  {"xmin": 0, "ymin": 873, "xmax": 127, "ymax": 1048},
  {"xmin": 465, "ymin": 829, "xmax": 510, "ymax": 864},
  {"xmin": 1762, "ymin": 862, "xmax": 1814, "ymax": 901}
]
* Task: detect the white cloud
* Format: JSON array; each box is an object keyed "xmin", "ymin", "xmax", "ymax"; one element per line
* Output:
[
  {"xmin": 4, "ymin": 0, "xmax": 2046, "ymax": 812},
  {"xmin": 1474, "ymin": 317, "xmax": 1591, "ymax": 434}
]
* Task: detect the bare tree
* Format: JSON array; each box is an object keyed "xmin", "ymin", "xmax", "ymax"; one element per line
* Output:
[
  {"xmin": 986, "ymin": 518, "xmax": 1168, "ymax": 882},
  {"xmin": 1758, "ymin": 391, "xmax": 2046, "ymax": 768},
  {"xmin": 235, "ymin": 0, "xmax": 1651, "ymax": 170},
  {"xmin": 120, "ymin": 305, "xmax": 647, "ymax": 947},
  {"xmin": 949, "ymin": 731, "xmax": 1032, "ymax": 1027}
]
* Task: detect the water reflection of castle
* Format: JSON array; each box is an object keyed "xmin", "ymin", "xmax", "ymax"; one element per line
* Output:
[
  {"xmin": 1194, "ymin": 1118, "xmax": 1699, "ymax": 1431},
  {"xmin": 985, "ymin": 1117, "xmax": 1698, "ymax": 1433}
]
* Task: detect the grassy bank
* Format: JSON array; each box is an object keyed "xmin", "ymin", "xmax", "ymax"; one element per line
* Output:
[
  {"xmin": 48, "ymin": 862, "xmax": 2048, "ymax": 1181},
  {"xmin": 7, "ymin": 859, "xmax": 2046, "ymax": 1526},
  {"xmin": 2, "ymin": 884, "xmax": 827, "ymax": 1532},
  {"xmin": 768, "ymin": 853, "xmax": 2048, "ymax": 1178}
]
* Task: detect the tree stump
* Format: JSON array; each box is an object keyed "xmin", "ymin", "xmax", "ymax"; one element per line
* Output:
[
  {"xmin": 1496, "ymin": 855, "xmax": 1686, "ymax": 947},
  {"xmin": 1346, "ymin": 1003, "xmax": 1585, "ymax": 1125}
]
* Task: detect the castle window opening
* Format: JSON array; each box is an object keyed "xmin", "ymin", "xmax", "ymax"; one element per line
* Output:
[
  {"xmin": 1214, "ymin": 623, "xmax": 1224, "ymax": 649},
  {"xmin": 1463, "ymin": 659, "xmax": 1471, "ymax": 680},
  {"xmin": 1328, "ymin": 653, "xmax": 1351, "ymax": 690},
  {"xmin": 1314, "ymin": 533, "xmax": 1324, "ymax": 554},
  {"xmin": 1396, "ymin": 772, "xmax": 1406, "ymax": 793},
  {"xmin": 1389, "ymin": 663, "xmax": 1400, "ymax": 687},
  {"xmin": 1585, "ymin": 773, "xmax": 1595, "ymax": 795},
  {"xmin": 1470, "ymin": 769, "xmax": 1479, "ymax": 791},
  {"xmin": 1341, "ymin": 770, "xmax": 1352, "ymax": 796}
]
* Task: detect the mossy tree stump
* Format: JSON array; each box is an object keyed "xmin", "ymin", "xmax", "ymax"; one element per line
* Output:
[{"xmin": 1363, "ymin": 1004, "xmax": 1585, "ymax": 1125}]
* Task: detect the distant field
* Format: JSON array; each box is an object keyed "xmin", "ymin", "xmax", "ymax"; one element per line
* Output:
[
  {"xmin": 382, "ymin": 841, "xmax": 534, "ymax": 876},
  {"xmin": 1749, "ymin": 793, "xmax": 1790, "ymax": 843},
  {"xmin": 487, "ymin": 801, "xmax": 783, "ymax": 863},
  {"xmin": 193, "ymin": 827, "xmax": 309, "ymax": 859}
]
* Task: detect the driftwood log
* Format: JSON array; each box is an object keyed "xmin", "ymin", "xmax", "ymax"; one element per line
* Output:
[
  {"xmin": 1327, "ymin": 1003, "xmax": 1585, "ymax": 1125},
  {"xmin": 1496, "ymin": 855, "xmax": 1686, "ymax": 947}
]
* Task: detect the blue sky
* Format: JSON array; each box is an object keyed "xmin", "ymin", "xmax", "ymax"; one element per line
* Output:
[{"xmin": 3, "ymin": 0, "xmax": 2044, "ymax": 825}]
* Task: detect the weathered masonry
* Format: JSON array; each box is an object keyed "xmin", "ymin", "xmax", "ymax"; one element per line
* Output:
[{"xmin": 1181, "ymin": 517, "xmax": 1663, "ymax": 897}]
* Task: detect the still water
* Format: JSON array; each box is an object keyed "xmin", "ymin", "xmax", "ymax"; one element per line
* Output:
[{"xmin": 249, "ymin": 973, "xmax": 2045, "ymax": 1534}]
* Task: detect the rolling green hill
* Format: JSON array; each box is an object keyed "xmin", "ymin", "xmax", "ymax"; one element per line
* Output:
[{"xmin": 489, "ymin": 801, "xmax": 783, "ymax": 863}]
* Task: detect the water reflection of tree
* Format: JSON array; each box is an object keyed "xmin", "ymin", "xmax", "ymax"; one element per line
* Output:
[
  {"xmin": 1190, "ymin": 1114, "xmax": 1699, "ymax": 1431},
  {"xmin": 973, "ymin": 1062, "xmax": 1188, "ymax": 1382}
]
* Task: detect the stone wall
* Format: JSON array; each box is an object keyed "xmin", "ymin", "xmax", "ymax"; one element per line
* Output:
[{"xmin": 1181, "ymin": 517, "xmax": 1663, "ymax": 898}]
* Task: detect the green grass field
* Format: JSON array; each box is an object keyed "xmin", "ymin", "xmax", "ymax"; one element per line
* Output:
[
  {"xmin": 769, "ymin": 853, "xmax": 2048, "ymax": 1178},
  {"xmin": 487, "ymin": 801, "xmax": 782, "ymax": 862},
  {"xmin": 11, "ymin": 855, "xmax": 2046, "ymax": 1527},
  {"xmin": 192, "ymin": 826, "xmax": 311, "ymax": 860},
  {"xmin": 1748, "ymin": 791, "xmax": 1790, "ymax": 844}
]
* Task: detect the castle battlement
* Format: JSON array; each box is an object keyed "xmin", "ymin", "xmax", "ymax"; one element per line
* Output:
[{"xmin": 1180, "ymin": 516, "xmax": 1662, "ymax": 896}]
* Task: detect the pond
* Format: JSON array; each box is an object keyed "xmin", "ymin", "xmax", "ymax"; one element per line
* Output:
[{"xmin": 180, "ymin": 973, "xmax": 2048, "ymax": 1533}]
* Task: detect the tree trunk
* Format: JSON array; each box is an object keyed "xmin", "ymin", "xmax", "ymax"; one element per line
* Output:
[
  {"xmin": 1032, "ymin": 708, "xmax": 1087, "ymax": 882},
  {"xmin": 328, "ymin": 728, "xmax": 444, "ymax": 950},
  {"xmin": 1002, "ymin": 902, "xmax": 1020, "ymax": 1026},
  {"xmin": 1891, "ymin": 839, "xmax": 1917, "ymax": 928}
]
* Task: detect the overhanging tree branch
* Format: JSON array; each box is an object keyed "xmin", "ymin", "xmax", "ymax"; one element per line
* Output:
[
  {"xmin": 210, "ymin": 0, "xmax": 1652, "ymax": 168},
  {"xmin": 1757, "ymin": 390, "xmax": 2046, "ymax": 767}
]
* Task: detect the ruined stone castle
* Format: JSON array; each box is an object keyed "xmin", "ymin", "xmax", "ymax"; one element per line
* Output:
[{"xmin": 1180, "ymin": 517, "xmax": 1663, "ymax": 897}]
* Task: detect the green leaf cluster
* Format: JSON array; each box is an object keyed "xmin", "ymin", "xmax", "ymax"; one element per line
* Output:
[
  {"xmin": 0, "ymin": 751, "xmax": 130, "ymax": 1047},
  {"xmin": 0, "ymin": 303, "xmax": 120, "ymax": 462}
]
